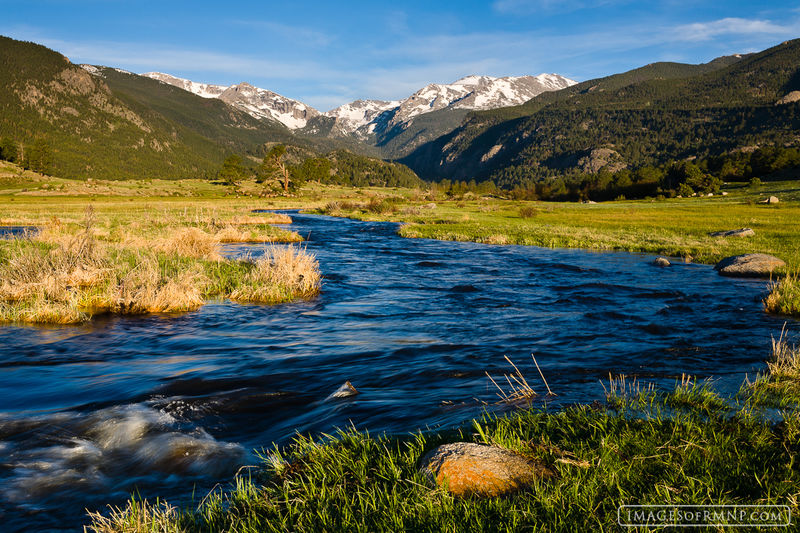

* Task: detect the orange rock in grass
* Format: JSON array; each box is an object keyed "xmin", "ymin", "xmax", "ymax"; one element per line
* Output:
[{"xmin": 419, "ymin": 442, "xmax": 553, "ymax": 497}]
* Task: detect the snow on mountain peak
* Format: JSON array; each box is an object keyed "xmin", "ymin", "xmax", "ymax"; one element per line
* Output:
[
  {"xmin": 319, "ymin": 72, "xmax": 575, "ymax": 139},
  {"xmin": 139, "ymin": 71, "xmax": 575, "ymax": 133},
  {"xmin": 141, "ymin": 72, "xmax": 318, "ymax": 128}
]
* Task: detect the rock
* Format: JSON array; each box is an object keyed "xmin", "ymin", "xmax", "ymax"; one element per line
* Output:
[
  {"xmin": 708, "ymin": 228, "xmax": 755, "ymax": 238},
  {"xmin": 760, "ymin": 196, "xmax": 779, "ymax": 204},
  {"xmin": 707, "ymin": 193, "xmax": 714, "ymax": 197},
  {"xmin": 327, "ymin": 380, "xmax": 359, "ymax": 399},
  {"xmin": 419, "ymin": 442, "xmax": 553, "ymax": 497},
  {"xmin": 714, "ymin": 254, "xmax": 786, "ymax": 278},
  {"xmin": 653, "ymin": 257, "xmax": 671, "ymax": 267},
  {"xmin": 721, "ymin": 191, "xmax": 728, "ymax": 196},
  {"xmin": 422, "ymin": 202, "xmax": 437, "ymax": 209},
  {"xmin": 777, "ymin": 91, "xmax": 800, "ymax": 105},
  {"xmin": 577, "ymin": 148, "xmax": 626, "ymax": 174}
]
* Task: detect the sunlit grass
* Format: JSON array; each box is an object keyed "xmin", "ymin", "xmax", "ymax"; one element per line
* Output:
[
  {"xmin": 764, "ymin": 272, "xmax": 800, "ymax": 317},
  {"xmin": 0, "ymin": 208, "xmax": 319, "ymax": 324},
  {"xmin": 745, "ymin": 325, "xmax": 800, "ymax": 406}
]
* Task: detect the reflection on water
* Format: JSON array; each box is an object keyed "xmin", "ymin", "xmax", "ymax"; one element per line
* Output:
[{"xmin": 0, "ymin": 212, "xmax": 793, "ymax": 530}]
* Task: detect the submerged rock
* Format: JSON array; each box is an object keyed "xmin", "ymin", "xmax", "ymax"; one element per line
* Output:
[
  {"xmin": 714, "ymin": 254, "xmax": 785, "ymax": 278},
  {"xmin": 653, "ymin": 257, "xmax": 671, "ymax": 267},
  {"xmin": 708, "ymin": 228, "xmax": 755, "ymax": 238},
  {"xmin": 327, "ymin": 380, "xmax": 359, "ymax": 399},
  {"xmin": 419, "ymin": 442, "xmax": 553, "ymax": 497}
]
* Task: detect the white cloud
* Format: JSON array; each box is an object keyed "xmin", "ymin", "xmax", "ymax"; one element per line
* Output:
[
  {"xmin": 492, "ymin": 0, "xmax": 619, "ymax": 15},
  {"xmin": 674, "ymin": 17, "xmax": 796, "ymax": 42},
  {"xmin": 227, "ymin": 20, "xmax": 334, "ymax": 48}
]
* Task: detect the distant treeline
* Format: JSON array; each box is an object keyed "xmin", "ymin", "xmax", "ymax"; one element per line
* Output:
[
  {"xmin": 0, "ymin": 137, "xmax": 53, "ymax": 175},
  {"xmin": 215, "ymin": 146, "xmax": 424, "ymax": 193},
  {"xmin": 430, "ymin": 144, "xmax": 800, "ymax": 201}
]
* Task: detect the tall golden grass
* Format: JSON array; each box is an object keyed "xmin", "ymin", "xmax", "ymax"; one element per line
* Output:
[
  {"xmin": 764, "ymin": 273, "xmax": 800, "ymax": 317},
  {"xmin": 230, "ymin": 245, "xmax": 321, "ymax": 303},
  {"xmin": 0, "ymin": 210, "xmax": 320, "ymax": 324},
  {"xmin": 765, "ymin": 325, "xmax": 800, "ymax": 380}
]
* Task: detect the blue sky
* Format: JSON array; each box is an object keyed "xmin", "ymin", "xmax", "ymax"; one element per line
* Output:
[{"xmin": 2, "ymin": 1, "xmax": 799, "ymax": 111}]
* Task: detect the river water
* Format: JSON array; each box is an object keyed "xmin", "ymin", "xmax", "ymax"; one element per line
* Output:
[{"xmin": 0, "ymin": 213, "xmax": 791, "ymax": 530}]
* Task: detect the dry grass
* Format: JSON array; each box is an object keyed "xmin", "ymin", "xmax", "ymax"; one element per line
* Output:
[
  {"xmin": 212, "ymin": 224, "xmax": 301, "ymax": 244},
  {"xmin": 764, "ymin": 273, "xmax": 800, "ymax": 317},
  {"xmin": 230, "ymin": 213, "xmax": 292, "ymax": 225},
  {"xmin": 485, "ymin": 355, "xmax": 554, "ymax": 404},
  {"xmin": 153, "ymin": 227, "xmax": 221, "ymax": 260},
  {"xmin": 743, "ymin": 325, "xmax": 800, "ymax": 407},
  {"xmin": 765, "ymin": 325, "xmax": 800, "ymax": 381},
  {"xmin": 229, "ymin": 245, "xmax": 321, "ymax": 303},
  {"xmin": 0, "ymin": 209, "xmax": 319, "ymax": 324}
]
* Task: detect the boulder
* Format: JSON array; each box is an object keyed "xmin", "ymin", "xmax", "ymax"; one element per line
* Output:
[
  {"xmin": 761, "ymin": 196, "xmax": 779, "ymax": 204},
  {"xmin": 714, "ymin": 254, "xmax": 786, "ymax": 278},
  {"xmin": 653, "ymin": 257, "xmax": 671, "ymax": 267},
  {"xmin": 708, "ymin": 228, "xmax": 755, "ymax": 238},
  {"xmin": 419, "ymin": 442, "xmax": 553, "ymax": 497}
]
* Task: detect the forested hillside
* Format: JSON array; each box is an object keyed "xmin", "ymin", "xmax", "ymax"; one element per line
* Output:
[
  {"xmin": 0, "ymin": 36, "xmax": 369, "ymax": 180},
  {"xmin": 401, "ymin": 40, "xmax": 800, "ymax": 186}
]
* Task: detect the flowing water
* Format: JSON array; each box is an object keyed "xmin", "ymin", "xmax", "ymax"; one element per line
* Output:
[{"xmin": 0, "ymin": 213, "xmax": 792, "ymax": 530}]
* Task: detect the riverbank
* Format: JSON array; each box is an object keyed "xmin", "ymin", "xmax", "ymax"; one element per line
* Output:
[
  {"xmin": 1, "ymin": 170, "xmax": 797, "ymax": 317},
  {"xmin": 87, "ymin": 334, "xmax": 800, "ymax": 531},
  {"xmin": 0, "ymin": 200, "xmax": 318, "ymax": 323}
]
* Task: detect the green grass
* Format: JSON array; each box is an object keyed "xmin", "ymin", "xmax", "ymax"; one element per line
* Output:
[
  {"xmin": 86, "ymin": 376, "xmax": 800, "ymax": 532},
  {"xmin": 745, "ymin": 327, "xmax": 800, "ymax": 407},
  {"xmin": 765, "ymin": 273, "xmax": 800, "ymax": 317},
  {"xmin": 320, "ymin": 182, "xmax": 800, "ymax": 270}
]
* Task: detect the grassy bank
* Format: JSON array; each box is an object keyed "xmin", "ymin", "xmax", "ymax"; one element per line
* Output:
[
  {"xmin": 86, "ymin": 333, "xmax": 800, "ymax": 532},
  {"xmin": 0, "ymin": 205, "xmax": 318, "ymax": 324}
]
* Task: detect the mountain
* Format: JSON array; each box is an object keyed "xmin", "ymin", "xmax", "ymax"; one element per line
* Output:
[
  {"xmin": 397, "ymin": 46, "xmax": 800, "ymax": 184},
  {"xmin": 0, "ymin": 35, "xmax": 308, "ymax": 180},
  {"xmin": 305, "ymin": 74, "xmax": 576, "ymax": 157},
  {"xmin": 142, "ymin": 72, "xmax": 320, "ymax": 129},
  {"xmin": 141, "ymin": 72, "xmax": 575, "ymax": 161}
]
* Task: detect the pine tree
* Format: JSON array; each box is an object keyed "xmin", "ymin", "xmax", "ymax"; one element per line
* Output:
[{"xmin": 217, "ymin": 154, "xmax": 246, "ymax": 186}]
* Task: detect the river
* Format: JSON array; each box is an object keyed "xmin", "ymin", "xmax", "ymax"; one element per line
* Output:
[{"xmin": 0, "ymin": 213, "xmax": 790, "ymax": 530}]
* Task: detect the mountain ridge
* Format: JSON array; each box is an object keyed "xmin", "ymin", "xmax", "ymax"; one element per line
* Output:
[
  {"xmin": 140, "ymin": 70, "xmax": 575, "ymax": 158},
  {"xmin": 397, "ymin": 47, "xmax": 800, "ymax": 183}
]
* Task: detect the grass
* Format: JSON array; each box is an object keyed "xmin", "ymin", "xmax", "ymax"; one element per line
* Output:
[
  {"xmin": 85, "ymin": 374, "xmax": 800, "ymax": 532},
  {"xmin": 745, "ymin": 326, "xmax": 800, "ymax": 407},
  {"xmin": 765, "ymin": 273, "xmax": 800, "ymax": 317},
  {"xmin": 0, "ymin": 207, "xmax": 319, "ymax": 324}
]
